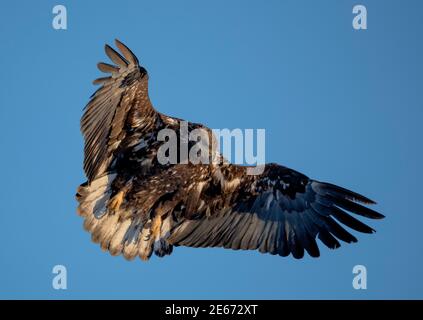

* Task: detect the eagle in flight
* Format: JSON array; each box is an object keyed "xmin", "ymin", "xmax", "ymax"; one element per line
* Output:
[{"xmin": 76, "ymin": 40, "xmax": 384, "ymax": 261}]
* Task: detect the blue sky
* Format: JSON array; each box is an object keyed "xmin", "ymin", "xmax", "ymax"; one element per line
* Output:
[{"xmin": 0, "ymin": 0, "xmax": 422, "ymax": 299}]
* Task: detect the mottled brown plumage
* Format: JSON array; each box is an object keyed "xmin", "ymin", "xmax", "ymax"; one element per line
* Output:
[{"xmin": 76, "ymin": 40, "xmax": 384, "ymax": 261}]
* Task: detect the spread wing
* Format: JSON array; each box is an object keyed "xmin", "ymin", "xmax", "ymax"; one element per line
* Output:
[
  {"xmin": 167, "ymin": 163, "xmax": 384, "ymax": 259},
  {"xmin": 81, "ymin": 39, "xmax": 156, "ymax": 182}
]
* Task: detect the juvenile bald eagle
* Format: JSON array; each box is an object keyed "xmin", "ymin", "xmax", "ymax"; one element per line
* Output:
[{"xmin": 76, "ymin": 40, "xmax": 384, "ymax": 261}]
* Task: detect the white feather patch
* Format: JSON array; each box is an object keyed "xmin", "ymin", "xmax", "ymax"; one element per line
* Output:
[{"xmin": 109, "ymin": 219, "xmax": 131, "ymax": 256}]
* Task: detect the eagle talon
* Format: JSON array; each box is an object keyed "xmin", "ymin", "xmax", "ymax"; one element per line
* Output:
[{"xmin": 108, "ymin": 190, "xmax": 125, "ymax": 213}]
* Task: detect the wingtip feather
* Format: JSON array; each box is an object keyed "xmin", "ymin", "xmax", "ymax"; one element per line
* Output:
[
  {"xmin": 114, "ymin": 39, "xmax": 139, "ymax": 65},
  {"xmin": 104, "ymin": 44, "xmax": 128, "ymax": 67}
]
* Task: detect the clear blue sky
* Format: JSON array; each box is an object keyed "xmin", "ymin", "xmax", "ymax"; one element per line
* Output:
[{"xmin": 0, "ymin": 0, "xmax": 422, "ymax": 299}]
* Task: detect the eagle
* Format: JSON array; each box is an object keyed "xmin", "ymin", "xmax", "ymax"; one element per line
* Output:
[{"xmin": 76, "ymin": 39, "xmax": 384, "ymax": 261}]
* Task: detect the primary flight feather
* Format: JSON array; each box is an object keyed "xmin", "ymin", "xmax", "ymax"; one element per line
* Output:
[{"xmin": 76, "ymin": 39, "xmax": 384, "ymax": 261}]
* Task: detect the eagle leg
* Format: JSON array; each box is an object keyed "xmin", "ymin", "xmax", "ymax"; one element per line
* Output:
[
  {"xmin": 151, "ymin": 214, "xmax": 162, "ymax": 239},
  {"xmin": 107, "ymin": 178, "xmax": 134, "ymax": 215},
  {"xmin": 107, "ymin": 190, "xmax": 125, "ymax": 213}
]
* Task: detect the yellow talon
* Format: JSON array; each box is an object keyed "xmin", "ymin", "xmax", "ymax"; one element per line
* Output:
[
  {"xmin": 151, "ymin": 215, "xmax": 162, "ymax": 238},
  {"xmin": 108, "ymin": 190, "xmax": 125, "ymax": 212}
]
